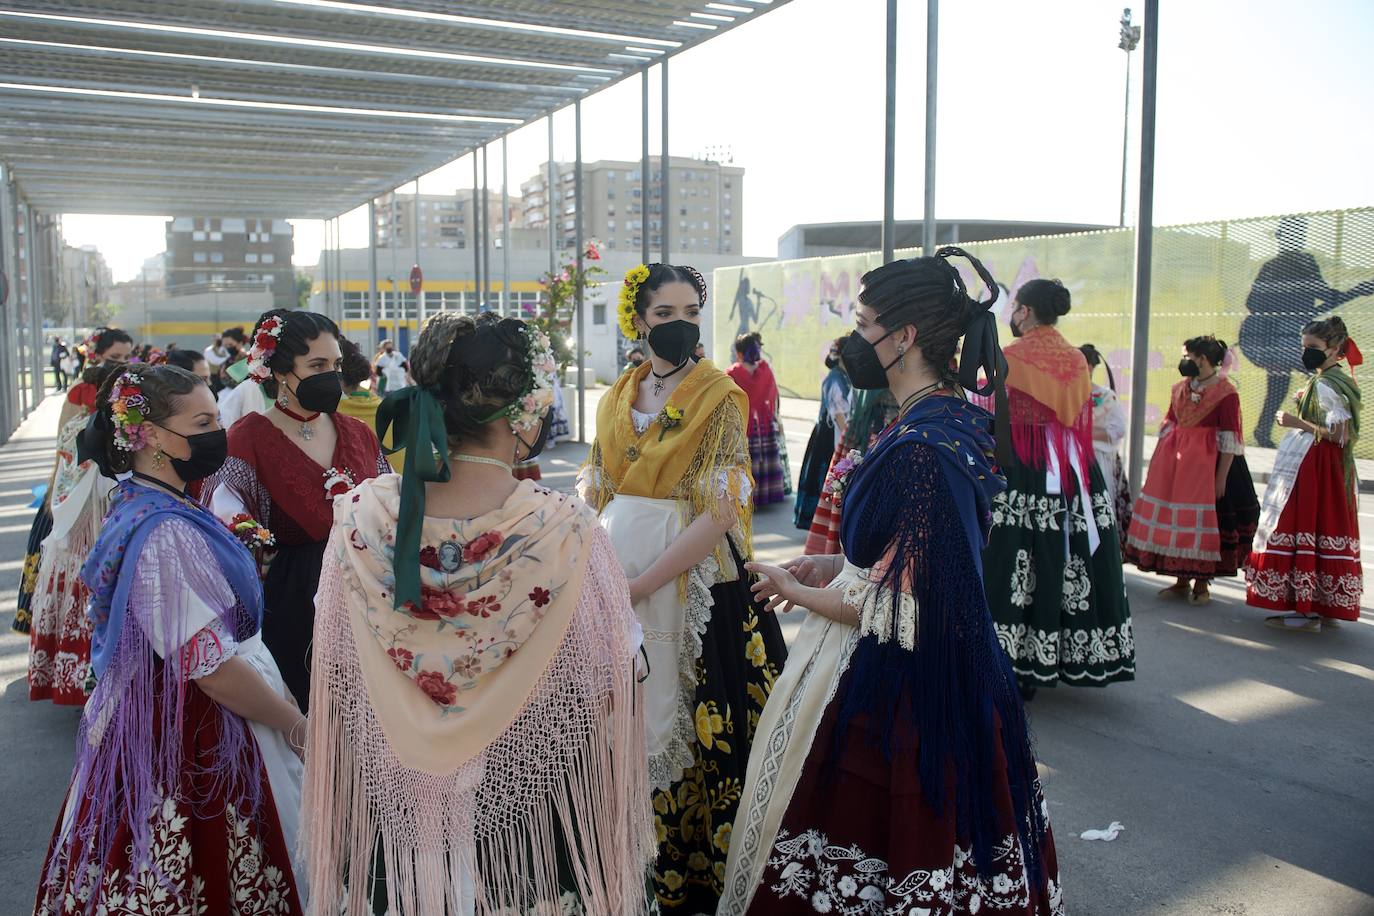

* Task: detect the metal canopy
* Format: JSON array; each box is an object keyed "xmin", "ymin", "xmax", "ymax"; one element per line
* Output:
[{"xmin": 0, "ymin": 0, "xmax": 788, "ymax": 218}]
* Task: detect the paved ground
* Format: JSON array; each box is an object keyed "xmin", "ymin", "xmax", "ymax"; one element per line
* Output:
[{"xmin": 1, "ymin": 388, "xmax": 1372, "ymax": 915}]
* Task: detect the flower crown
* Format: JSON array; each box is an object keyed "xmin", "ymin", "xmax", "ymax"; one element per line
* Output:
[
  {"xmin": 108, "ymin": 371, "xmax": 151, "ymax": 452},
  {"xmin": 247, "ymin": 315, "xmax": 284, "ymax": 382},
  {"xmin": 618, "ymin": 264, "xmax": 650, "ymax": 340},
  {"xmin": 480, "ymin": 323, "xmax": 557, "ymax": 435}
]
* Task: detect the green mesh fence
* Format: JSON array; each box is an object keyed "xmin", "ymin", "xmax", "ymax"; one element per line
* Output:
[{"xmin": 713, "ymin": 207, "xmax": 1374, "ymax": 458}]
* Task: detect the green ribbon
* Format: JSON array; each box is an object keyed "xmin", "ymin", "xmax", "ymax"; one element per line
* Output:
[{"xmin": 376, "ymin": 386, "xmax": 451, "ymax": 610}]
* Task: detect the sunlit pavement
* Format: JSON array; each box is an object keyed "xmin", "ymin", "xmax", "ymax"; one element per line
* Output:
[{"xmin": 2, "ymin": 390, "xmax": 1372, "ymax": 914}]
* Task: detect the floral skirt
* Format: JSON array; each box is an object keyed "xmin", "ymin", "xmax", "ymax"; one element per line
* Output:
[
  {"xmin": 1246, "ymin": 440, "xmax": 1362, "ymax": 618},
  {"xmin": 651, "ymin": 575, "xmax": 787, "ymax": 913},
  {"xmin": 748, "ymin": 426, "xmax": 787, "ymax": 507},
  {"xmin": 12, "ymin": 501, "xmax": 52, "ymax": 635},
  {"xmin": 983, "ymin": 457, "xmax": 1136, "ymax": 687},
  {"xmin": 34, "ymin": 685, "xmax": 303, "ymax": 915},
  {"xmin": 28, "ymin": 554, "xmax": 94, "ymax": 705}
]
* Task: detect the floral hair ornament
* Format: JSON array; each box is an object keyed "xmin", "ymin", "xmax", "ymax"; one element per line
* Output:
[
  {"xmin": 108, "ymin": 370, "xmax": 152, "ymax": 452},
  {"xmin": 619, "ymin": 263, "xmax": 651, "ymax": 339},
  {"xmin": 246, "ymin": 315, "xmax": 284, "ymax": 382},
  {"xmin": 477, "ymin": 321, "xmax": 558, "ymax": 437}
]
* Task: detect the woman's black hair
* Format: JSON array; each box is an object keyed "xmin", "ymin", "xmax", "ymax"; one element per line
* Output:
[
  {"xmin": 1079, "ymin": 343, "xmax": 1116, "ymax": 391},
  {"xmin": 1016, "ymin": 278, "xmax": 1071, "ymax": 326},
  {"xmin": 338, "ymin": 337, "xmax": 373, "ymax": 388},
  {"xmin": 80, "ymin": 327, "xmax": 135, "ymax": 385},
  {"xmin": 82, "ymin": 364, "xmax": 205, "ymax": 478},
  {"xmin": 249, "ymin": 309, "xmax": 340, "ymax": 399},
  {"xmin": 1303, "ymin": 315, "xmax": 1349, "ymax": 353},
  {"xmin": 223, "ymin": 327, "xmax": 247, "ymax": 345},
  {"xmin": 410, "ymin": 312, "xmax": 529, "ymax": 453},
  {"xmin": 164, "ymin": 349, "xmax": 205, "ymax": 373},
  {"xmin": 1183, "ymin": 335, "xmax": 1227, "ymax": 367},
  {"xmin": 631, "ymin": 263, "xmax": 708, "ymax": 335},
  {"xmin": 734, "ymin": 331, "xmax": 763, "ymax": 355}
]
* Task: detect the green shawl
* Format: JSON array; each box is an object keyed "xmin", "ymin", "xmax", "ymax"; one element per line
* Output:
[{"xmin": 1299, "ymin": 364, "xmax": 1361, "ymax": 505}]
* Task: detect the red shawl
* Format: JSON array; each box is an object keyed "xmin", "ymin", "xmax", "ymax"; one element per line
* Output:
[
  {"xmin": 210, "ymin": 411, "xmax": 387, "ymax": 544},
  {"xmin": 727, "ymin": 360, "xmax": 779, "ymax": 435},
  {"xmin": 1003, "ymin": 326, "xmax": 1094, "ymax": 475}
]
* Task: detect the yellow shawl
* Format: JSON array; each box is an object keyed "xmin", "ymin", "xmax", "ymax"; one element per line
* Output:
[{"xmin": 586, "ymin": 358, "xmax": 753, "ymax": 559}]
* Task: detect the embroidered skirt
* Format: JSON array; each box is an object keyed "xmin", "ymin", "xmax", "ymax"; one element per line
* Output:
[
  {"xmin": 720, "ymin": 568, "xmax": 1064, "ymax": 916},
  {"xmin": 1124, "ymin": 428, "xmax": 1259, "ymax": 579},
  {"xmin": 793, "ymin": 418, "xmax": 836, "ymax": 531},
  {"xmin": 27, "ymin": 546, "xmax": 94, "ymax": 705},
  {"xmin": 1246, "ymin": 438, "xmax": 1362, "ymax": 618},
  {"xmin": 601, "ymin": 494, "xmax": 786, "ymax": 913},
  {"xmin": 748, "ymin": 425, "xmax": 787, "ymax": 507},
  {"xmin": 983, "ymin": 456, "xmax": 1136, "ymax": 687},
  {"xmin": 12, "ymin": 500, "xmax": 52, "ymax": 635},
  {"xmin": 34, "ymin": 677, "xmax": 304, "ymax": 916}
]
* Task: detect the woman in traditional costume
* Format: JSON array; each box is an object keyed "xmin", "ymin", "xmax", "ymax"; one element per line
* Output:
[
  {"xmin": 727, "ymin": 332, "xmax": 787, "ymax": 507},
  {"xmin": 793, "ymin": 338, "xmax": 850, "ymax": 531},
  {"xmin": 34, "ymin": 364, "xmax": 305, "ymax": 914},
  {"xmin": 984, "ymin": 279, "xmax": 1134, "ymax": 692},
  {"xmin": 1080, "ymin": 343, "xmax": 1131, "ymax": 531},
  {"xmin": 202, "ymin": 309, "xmax": 390, "ymax": 710},
  {"xmin": 802, "ymin": 387, "xmax": 900, "ymax": 556},
  {"xmin": 580, "ymin": 263, "xmax": 787, "ymax": 912},
  {"xmin": 1124, "ymin": 336, "xmax": 1260, "ymax": 605},
  {"xmin": 722, "ymin": 249, "xmax": 1062, "ymax": 916},
  {"xmin": 1247, "ymin": 317, "xmax": 1364, "ymax": 630},
  {"xmin": 305, "ymin": 313, "xmax": 652, "ymax": 915},
  {"xmin": 13, "ymin": 329, "xmax": 132, "ymax": 638}
]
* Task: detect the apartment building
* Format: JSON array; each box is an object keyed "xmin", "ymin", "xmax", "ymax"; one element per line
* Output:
[
  {"xmin": 521, "ymin": 156, "xmax": 743, "ymax": 256},
  {"xmin": 164, "ymin": 217, "xmax": 295, "ymax": 309},
  {"xmin": 376, "ymin": 190, "xmax": 524, "ymax": 250}
]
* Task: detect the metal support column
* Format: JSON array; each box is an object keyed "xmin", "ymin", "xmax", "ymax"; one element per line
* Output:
[
  {"xmin": 641, "ymin": 69, "xmax": 651, "ymax": 266},
  {"xmin": 922, "ymin": 0, "xmax": 939, "ymax": 255},
  {"xmin": 1126, "ymin": 0, "xmax": 1159, "ymax": 495},
  {"xmin": 575, "ymin": 99, "xmax": 586, "ymax": 443},
  {"xmin": 481, "ymin": 146, "xmax": 492, "ymax": 313},
  {"xmin": 10, "ymin": 182, "xmax": 29, "ymax": 417},
  {"xmin": 502, "ymin": 136, "xmax": 511, "ymax": 317},
  {"xmin": 336, "ymin": 217, "xmax": 344, "ymax": 323},
  {"xmin": 547, "ymin": 117, "xmax": 557, "ymax": 274},
  {"xmin": 390, "ymin": 193, "xmax": 399, "ymax": 343},
  {"xmin": 323, "ymin": 218, "xmax": 332, "ymax": 317},
  {"xmin": 0, "ymin": 170, "xmax": 14, "ymax": 438},
  {"xmin": 882, "ymin": 0, "xmax": 897, "ymax": 264},
  {"xmin": 412, "ymin": 179, "xmax": 422, "ymax": 333},
  {"xmin": 368, "ymin": 200, "xmax": 379, "ymax": 349},
  {"xmin": 26, "ymin": 204, "xmax": 43, "ymax": 406},
  {"xmin": 472, "ymin": 156, "xmax": 482, "ymax": 312},
  {"xmin": 661, "ymin": 60, "xmax": 671, "ymax": 260}
]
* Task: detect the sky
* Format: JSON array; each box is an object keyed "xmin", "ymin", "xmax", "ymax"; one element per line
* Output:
[{"xmin": 58, "ymin": 0, "xmax": 1374, "ymax": 282}]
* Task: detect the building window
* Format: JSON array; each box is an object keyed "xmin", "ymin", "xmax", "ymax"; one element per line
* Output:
[
  {"xmin": 606, "ymin": 170, "xmax": 616, "ymax": 180},
  {"xmin": 607, "ymin": 189, "xmax": 616, "ymax": 199},
  {"xmin": 263, "ymin": 274, "xmax": 275, "ymax": 285},
  {"xmin": 245, "ymin": 274, "xmax": 259, "ymax": 283},
  {"xmin": 211, "ymin": 273, "xmax": 226, "ymax": 283},
  {"xmin": 245, "ymin": 253, "xmax": 259, "ymax": 264},
  {"xmin": 607, "ymin": 220, "xmax": 616, "ymax": 230},
  {"xmin": 209, "ymin": 231, "xmax": 223, "ymax": 242},
  {"xmin": 194, "ymin": 272, "xmax": 208, "ymax": 283},
  {"xmin": 593, "ymin": 303, "xmax": 607, "ymax": 325},
  {"xmin": 192, "ymin": 230, "xmax": 207, "ymax": 241},
  {"xmin": 210, "ymin": 252, "xmax": 224, "ymax": 264},
  {"xmin": 193, "ymin": 251, "xmax": 207, "ymax": 264}
]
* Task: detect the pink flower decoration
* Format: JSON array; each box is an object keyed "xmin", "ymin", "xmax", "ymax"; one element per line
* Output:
[
  {"xmin": 462, "ymin": 531, "xmax": 504, "ymax": 564},
  {"xmin": 415, "ymin": 670, "xmax": 457, "ymax": 706}
]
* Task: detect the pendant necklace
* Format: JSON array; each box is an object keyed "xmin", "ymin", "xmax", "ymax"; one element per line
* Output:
[
  {"xmin": 277, "ymin": 403, "xmax": 322, "ymax": 440},
  {"xmin": 650, "ymin": 359, "xmax": 689, "ymax": 396},
  {"xmin": 452, "ymin": 453, "xmax": 514, "ymax": 473}
]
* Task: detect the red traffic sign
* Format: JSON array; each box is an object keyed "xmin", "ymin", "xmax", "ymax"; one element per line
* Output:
[{"xmin": 409, "ymin": 264, "xmax": 423, "ymax": 293}]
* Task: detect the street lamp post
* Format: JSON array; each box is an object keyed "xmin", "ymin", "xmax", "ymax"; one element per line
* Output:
[{"xmin": 1118, "ymin": 8, "xmax": 1142, "ymax": 228}]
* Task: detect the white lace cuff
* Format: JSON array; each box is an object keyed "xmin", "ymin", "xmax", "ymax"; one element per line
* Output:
[
  {"xmin": 181, "ymin": 620, "xmax": 237, "ymax": 680},
  {"xmin": 842, "ymin": 566, "xmax": 918, "ymax": 650},
  {"xmin": 1217, "ymin": 430, "xmax": 1244, "ymax": 456}
]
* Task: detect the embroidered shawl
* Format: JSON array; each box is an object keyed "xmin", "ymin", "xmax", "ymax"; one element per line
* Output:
[
  {"xmin": 834, "ymin": 396, "xmax": 1047, "ymax": 884},
  {"xmin": 585, "ymin": 358, "xmax": 753, "ymax": 545},
  {"xmin": 1003, "ymin": 325, "xmax": 1093, "ymax": 475},
  {"xmin": 1167, "ymin": 377, "xmax": 1239, "ymax": 430},
  {"xmin": 1300, "ymin": 364, "xmax": 1362, "ymax": 505},
  {"xmin": 305, "ymin": 474, "xmax": 653, "ymax": 915},
  {"xmin": 726, "ymin": 358, "xmax": 779, "ymax": 434},
  {"xmin": 58, "ymin": 481, "xmax": 264, "ymax": 894}
]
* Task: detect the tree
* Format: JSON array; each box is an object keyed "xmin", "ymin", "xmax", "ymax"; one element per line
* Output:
[
  {"xmin": 88, "ymin": 302, "xmax": 121, "ymax": 327},
  {"xmin": 296, "ymin": 272, "xmax": 312, "ymax": 309},
  {"xmin": 536, "ymin": 241, "xmax": 607, "ymax": 370}
]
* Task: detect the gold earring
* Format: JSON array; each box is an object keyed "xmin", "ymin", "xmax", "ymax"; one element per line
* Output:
[
  {"xmin": 896, "ymin": 344, "xmax": 906, "ymax": 372},
  {"xmin": 153, "ymin": 448, "xmax": 165, "ymax": 470}
]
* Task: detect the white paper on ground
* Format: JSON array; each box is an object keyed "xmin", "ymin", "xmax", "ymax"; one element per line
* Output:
[{"xmin": 1079, "ymin": 821, "xmax": 1125, "ymax": 841}]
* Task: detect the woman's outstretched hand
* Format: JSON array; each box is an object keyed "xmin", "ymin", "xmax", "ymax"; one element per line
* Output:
[{"xmin": 746, "ymin": 562, "xmax": 801, "ymax": 614}]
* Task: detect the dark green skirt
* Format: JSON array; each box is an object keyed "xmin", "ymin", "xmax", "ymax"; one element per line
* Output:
[{"xmin": 983, "ymin": 455, "xmax": 1136, "ymax": 687}]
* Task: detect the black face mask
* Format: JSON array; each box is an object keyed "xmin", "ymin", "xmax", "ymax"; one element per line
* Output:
[
  {"xmin": 1178, "ymin": 358, "xmax": 1200, "ymax": 378},
  {"xmin": 1009, "ymin": 308, "xmax": 1025, "ymax": 339},
  {"xmin": 647, "ymin": 320, "xmax": 700, "ymax": 368},
  {"xmin": 840, "ymin": 327, "xmax": 900, "ymax": 390},
  {"xmin": 516, "ymin": 408, "xmax": 554, "ymax": 463},
  {"xmin": 824, "ymin": 354, "xmax": 841, "ymax": 371},
  {"xmin": 290, "ymin": 371, "xmax": 344, "ymax": 414},
  {"xmin": 1301, "ymin": 347, "xmax": 1329, "ymax": 372},
  {"xmin": 156, "ymin": 426, "xmax": 228, "ymax": 482}
]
